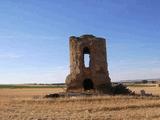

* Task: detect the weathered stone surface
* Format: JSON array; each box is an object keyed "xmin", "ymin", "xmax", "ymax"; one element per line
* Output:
[{"xmin": 66, "ymin": 34, "xmax": 111, "ymax": 92}]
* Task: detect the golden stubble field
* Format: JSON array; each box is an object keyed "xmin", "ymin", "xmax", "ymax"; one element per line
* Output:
[{"xmin": 0, "ymin": 86, "xmax": 160, "ymax": 120}]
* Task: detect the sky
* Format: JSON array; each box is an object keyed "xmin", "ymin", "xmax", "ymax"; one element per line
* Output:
[{"xmin": 0, "ymin": 0, "xmax": 160, "ymax": 84}]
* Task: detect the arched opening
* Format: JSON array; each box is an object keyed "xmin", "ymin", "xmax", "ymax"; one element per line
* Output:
[
  {"xmin": 83, "ymin": 79, "xmax": 94, "ymax": 90},
  {"xmin": 83, "ymin": 47, "xmax": 90, "ymax": 68},
  {"xmin": 84, "ymin": 54, "xmax": 90, "ymax": 68},
  {"xmin": 83, "ymin": 47, "xmax": 90, "ymax": 54}
]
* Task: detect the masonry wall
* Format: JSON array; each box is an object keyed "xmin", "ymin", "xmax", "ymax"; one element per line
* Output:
[{"xmin": 66, "ymin": 35, "xmax": 111, "ymax": 92}]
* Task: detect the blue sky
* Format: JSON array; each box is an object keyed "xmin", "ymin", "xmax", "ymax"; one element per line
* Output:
[{"xmin": 0, "ymin": 0, "xmax": 160, "ymax": 84}]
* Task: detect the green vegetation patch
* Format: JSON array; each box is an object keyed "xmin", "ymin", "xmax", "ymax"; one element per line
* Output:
[
  {"xmin": 127, "ymin": 84, "xmax": 156, "ymax": 87},
  {"xmin": 0, "ymin": 84, "xmax": 65, "ymax": 89}
]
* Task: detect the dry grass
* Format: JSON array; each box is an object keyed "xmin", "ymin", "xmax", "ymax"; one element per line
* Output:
[
  {"xmin": 129, "ymin": 86, "xmax": 160, "ymax": 96},
  {"xmin": 0, "ymin": 86, "xmax": 160, "ymax": 120}
]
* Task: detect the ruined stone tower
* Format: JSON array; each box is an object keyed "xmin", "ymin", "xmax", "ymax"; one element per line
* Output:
[{"xmin": 66, "ymin": 35, "xmax": 111, "ymax": 92}]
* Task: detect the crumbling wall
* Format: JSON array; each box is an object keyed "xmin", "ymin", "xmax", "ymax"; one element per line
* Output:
[{"xmin": 66, "ymin": 35, "xmax": 111, "ymax": 92}]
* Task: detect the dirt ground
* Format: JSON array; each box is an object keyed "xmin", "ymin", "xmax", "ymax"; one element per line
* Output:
[{"xmin": 0, "ymin": 87, "xmax": 160, "ymax": 120}]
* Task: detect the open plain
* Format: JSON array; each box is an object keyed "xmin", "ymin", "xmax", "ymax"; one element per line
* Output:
[{"xmin": 0, "ymin": 86, "xmax": 160, "ymax": 120}]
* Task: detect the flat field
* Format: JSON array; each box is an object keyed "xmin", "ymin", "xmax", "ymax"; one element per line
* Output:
[{"xmin": 0, "ymin": 86, "xmax": 160, "ymax": 120}]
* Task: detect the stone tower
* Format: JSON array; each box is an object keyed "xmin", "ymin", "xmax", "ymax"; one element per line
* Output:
[{"xmin": 66, "ymin": 35, "xmax": 111, "ymax": 92}]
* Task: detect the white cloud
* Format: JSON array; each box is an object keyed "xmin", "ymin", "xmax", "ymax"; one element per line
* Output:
[
  {"xmin": 0, "ymin": 35, "xmax": 14, "ymax": 39},
  {"xmin": 0, "ymin": 66, "xmax": 69, "ymax": 84},
  {"xmin": 0, "ymin": 53, "xmax": 22, "ymax": 59},
  {"xmin": 110, "ymin": 68, "xmax": 160, "ymax": 82}
]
